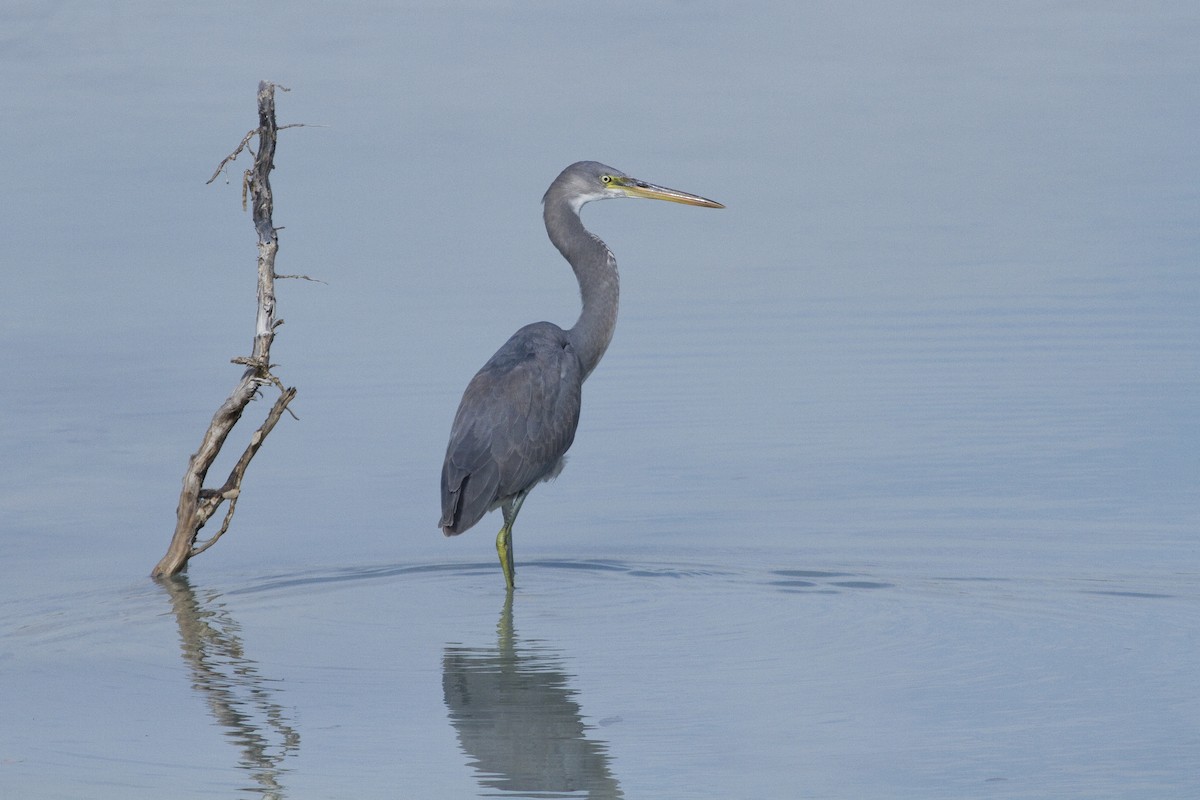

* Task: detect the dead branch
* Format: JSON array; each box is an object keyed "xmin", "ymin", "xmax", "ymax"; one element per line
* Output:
[{"xmin": 152, "ymin": 81, "xmax": 300, "ymax": 578}]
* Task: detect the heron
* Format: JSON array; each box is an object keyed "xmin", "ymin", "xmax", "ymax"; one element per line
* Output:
[{"xmin": 440, "ymin": 161, "xmax": 724, "ymax": 590}]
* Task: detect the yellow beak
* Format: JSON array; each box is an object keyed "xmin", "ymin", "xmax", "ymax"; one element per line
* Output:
[{"xmin": 614, "ymin": 176, "xmax": 725, "ymax": 209}]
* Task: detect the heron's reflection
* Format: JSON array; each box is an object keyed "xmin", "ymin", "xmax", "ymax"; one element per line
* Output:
[
  {"xmin": 159, "ymin": 575, "xmax": 300, "ymax": 799},
  {"xmin": 443, "ymin": 594, "xmax": 624, "ymax": 799}
]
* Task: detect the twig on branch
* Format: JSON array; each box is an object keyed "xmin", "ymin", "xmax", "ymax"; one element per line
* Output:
[
  {"xmin": 189, "ymin": 385, "xmax": 297, "ymax": 557},
  {"xmin": 153, "ymin": 81, "xmax": 303, "ymax": 579},
  {"xmin": 206, "ymin": 128, "xmax": 258, "ymax": 186},
  {"xmin": 276, "ymin": 274, "xmax": 328, "ymax": 284},
  {"xmin": 204, "ymin": 86, "xmax": 295, "ymax": 186}
]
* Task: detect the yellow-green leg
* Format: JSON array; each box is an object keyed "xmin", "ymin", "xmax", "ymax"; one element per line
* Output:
[
  {"xmin": 495, "ymin": 523, "xmax": 515, "ymax": 591},
  {"xmin": 496, "ymin": 493, "xmax": 528, "ymax": 591}
]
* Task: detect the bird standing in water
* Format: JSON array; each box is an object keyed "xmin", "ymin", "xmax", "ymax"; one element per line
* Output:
[{"xmin": 440, "ymin": 161, "xmax": 724, "ymax": 590}]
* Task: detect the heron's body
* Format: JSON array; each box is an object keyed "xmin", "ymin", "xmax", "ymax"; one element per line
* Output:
[
  {"xmin": 440, "ymin": 161, "xmax": 722, "ymax": 589},
  {"xmin": 440, "ymin": 321, "xmax": 582, "ymax": 537}
]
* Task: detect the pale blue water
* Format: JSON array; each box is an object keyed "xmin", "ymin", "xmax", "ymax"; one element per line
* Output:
[{"xmin": 1, "ymin": 2, "xmax": 1197, "ymax": 798}]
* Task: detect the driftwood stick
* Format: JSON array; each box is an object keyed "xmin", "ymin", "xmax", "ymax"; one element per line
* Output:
[{"xmin": 152, "ymin": 82, "xmax": 298, "ymax": 578}]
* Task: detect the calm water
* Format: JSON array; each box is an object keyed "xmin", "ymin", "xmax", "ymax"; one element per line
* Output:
[{"xmin": 2, "ymin": 2, "xmax": 1197, "ymax": 798}]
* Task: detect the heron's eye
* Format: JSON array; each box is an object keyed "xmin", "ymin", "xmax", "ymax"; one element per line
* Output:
[{"xmin": 601, "ymin": 175, "xmax": 612, "ymax": 184}]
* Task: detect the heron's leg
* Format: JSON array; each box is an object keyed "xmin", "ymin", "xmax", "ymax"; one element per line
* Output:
[
  {"xmin": 496, "ymin": 492, "xmax": 528, "ymax": 591},
  {"xmin": 495, "ymin": 523, "xmax": 514, "ymax": 591}
]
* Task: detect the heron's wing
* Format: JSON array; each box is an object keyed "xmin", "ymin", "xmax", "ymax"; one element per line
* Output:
[{"xmin": 441, "ymin": 323, "xmax": 583, "ymax": 535}]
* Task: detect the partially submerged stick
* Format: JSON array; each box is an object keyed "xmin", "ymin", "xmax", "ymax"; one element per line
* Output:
[{"xmin": 152, "ymin": 81, "xmax": 299, "ymax": 578}]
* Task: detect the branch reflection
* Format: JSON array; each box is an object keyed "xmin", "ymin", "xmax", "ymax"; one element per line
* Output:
[
  {"xmin": 443, "ymin": 593, "xmax": 623, "ymax": 799},
  {"xmin": 159, "ymin": 575, "xmax": 300, "ymax": 799}
]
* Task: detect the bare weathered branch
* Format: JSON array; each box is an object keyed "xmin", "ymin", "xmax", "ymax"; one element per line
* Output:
[{"xmin": 153, "ymin": 82, "xmax": 301, "ymax": 579}]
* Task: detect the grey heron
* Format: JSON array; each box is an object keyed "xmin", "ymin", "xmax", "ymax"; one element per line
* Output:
[{"xmin": 440, "ymin": 161, "xmax": 724, "ymax": 589}]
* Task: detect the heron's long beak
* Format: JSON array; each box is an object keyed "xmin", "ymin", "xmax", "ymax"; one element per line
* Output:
[{"xmin": 616, "ymin": 177, "xmax": 725, "ymax": 209}]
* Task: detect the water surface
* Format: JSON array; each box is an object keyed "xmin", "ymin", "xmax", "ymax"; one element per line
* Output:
[{"xmin": 1, "ymin": 2, "xmax": 1197, "ymax": 797}]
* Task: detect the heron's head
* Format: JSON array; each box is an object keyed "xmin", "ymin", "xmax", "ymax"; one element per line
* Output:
[{"xmin": 547, "ymin": 161, "xmax": 725, "ymax": 213}]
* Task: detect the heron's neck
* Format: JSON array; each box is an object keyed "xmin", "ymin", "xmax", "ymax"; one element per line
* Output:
[{"xmin": 544, "ymin": 199, "xmax": 619, "ymax": 381}]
